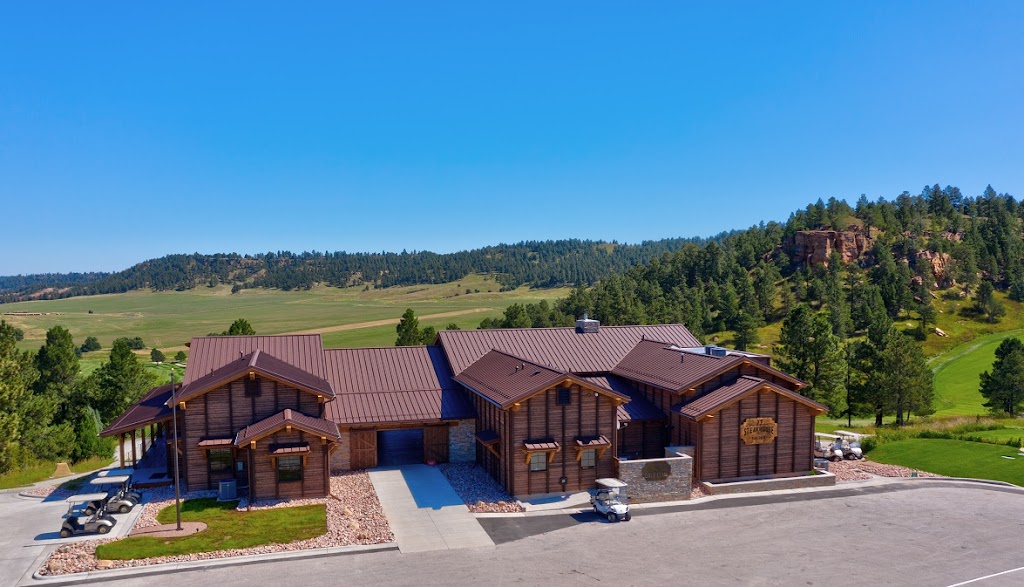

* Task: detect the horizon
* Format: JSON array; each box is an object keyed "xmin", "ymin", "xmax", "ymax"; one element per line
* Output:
[{"xmin": 3, "ymin": 2, "xmax": 1023, "ymax": 274}]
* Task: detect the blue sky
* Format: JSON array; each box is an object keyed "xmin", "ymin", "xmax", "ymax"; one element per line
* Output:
[{"xmin": 2, "ymin": 2, "xmax": 1023, "ymax": 274}]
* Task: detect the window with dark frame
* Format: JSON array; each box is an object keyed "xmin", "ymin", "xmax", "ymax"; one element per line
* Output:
[
  {"xmin": 208, "ymin": 448, "xmax": 232, "ymax": 473},
  {"xmin": 277, "ymin": 455, "xmax": 303, "ymax": 482},
  {"xmin": 529, "ymin": 452, "xmax": 547, "ymax": 472},
  {"xmin": 580, "ymin": 448, "xmax": 597, "ymax": 469},
  {"xmin": 557, "ymin": 388, "xmax": 571, "ymax": 406}
]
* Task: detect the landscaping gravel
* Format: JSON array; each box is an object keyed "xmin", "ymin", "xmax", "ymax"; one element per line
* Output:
[
  {"xmin": 828, "ymin": 459, "xmax": 942, "ymax": 481},
  {"xmin": 438, "ymin": 463, "xmax": 524, "ymax": 513},
  {"xmin": 39, "ymin": 471, "xmax": 393, "ymax": 576}
]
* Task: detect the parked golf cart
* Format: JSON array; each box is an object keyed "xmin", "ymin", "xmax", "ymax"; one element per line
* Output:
[
  {"xmin": 813, "ymin": 433, "xmax": 844, "ymax": 462},
  {"xmin": 835, "ymin": 433, "xmax": 864, "ymax": 460},
  {"xmin": 591, "ymin": 478, "xmax": 631, "ymax": 523},
  {"xmin": 97, "ymin": 468, "xmax": 142, "ymax": 502},
  {"xmin": 85, "ymin": 475, "xmax": 138, "ymax": 514},
  {"xmin": 60, "ymin": 493, "xmax": 117, "ymax": 538}
]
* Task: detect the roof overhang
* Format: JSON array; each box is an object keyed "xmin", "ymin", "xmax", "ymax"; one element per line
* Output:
[{"xmin": 679, "ymin": 380, "xmax": 827, "ymax": 422}]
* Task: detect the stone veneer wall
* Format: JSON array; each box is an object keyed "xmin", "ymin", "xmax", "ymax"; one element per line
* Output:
[
  {"xmin": 701, "ymin": 471, "xmax": 836, "ymax": 495},
  {"xmin": 329, "ymin": 429, "xmax": 351, "ymax": 473},
  {"xmin": 449, "ymin": 419, "xmax": 476, "ymax": 463},
  {"xmin": 615, "ymin": 452, "xmax": 693, "ymax": 503}
]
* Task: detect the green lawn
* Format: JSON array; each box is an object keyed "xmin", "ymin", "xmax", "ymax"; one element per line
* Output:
[
  {"xmin": 868, "ymin": 438, "xmax": 1024, "ymax": 486},
  {"xmin": 6, "ymin": 275, "xmax": 568, "ymax": 354},
  {"xmin": 0, "ymin": 456, "xmax": 111, "ymax": 490},
  {"xmin": 95, "ymin": 498, "xmax": 326, "ymax": 560},
  {"xmin": 930, "ymin": 330, "xmax": 1024, "ymax": 417}
]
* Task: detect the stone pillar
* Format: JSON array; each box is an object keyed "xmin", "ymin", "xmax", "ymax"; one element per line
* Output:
[
  {"xmin": 329, "ymin": 429, "xmax": 351, "ymax": 473},
  {"xmin": 448, "ymin": 419, "xmax": 476, "ymax": 463}
]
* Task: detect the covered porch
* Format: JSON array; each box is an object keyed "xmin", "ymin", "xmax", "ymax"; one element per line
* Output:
[{"xmin": 99, "ymin": 382, "xmax": 181, "ymax": 486}]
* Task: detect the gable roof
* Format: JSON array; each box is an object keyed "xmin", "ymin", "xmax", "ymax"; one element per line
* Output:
[
  {"xmin": 612, "ymin": 339, "xmax": 804, "ymax": 393},
  {"xmin": 175, "ymin": 349, "xmax": 335, "ymax": 404},
  {"xmin": 234, "ymin": 408, "xmax": 341, "ymax": 446},
  {"xmin": 580, "ymin": 375, "xmax": 666, "ymax": 422},
  {"xmin": 454, "ymin": 349, "xmax": 629, "ymax": 409},
  {"xmin": 676, "ymin": 376, "xmax": 827, "ymax": 420},
  {"xmin": 100, "ymin": 382, "xmax": 178, "ymax": 438},
  {"xmin": 438, "ymin": 324, "xmax": 701, "ymax": 376},
  {"xmin": 322, "ymin": 346, "xmax": 475, "ymax": 425},
  {"xmin": 183, "ymin": 335, "xmax": 327, "ymax": 386}
]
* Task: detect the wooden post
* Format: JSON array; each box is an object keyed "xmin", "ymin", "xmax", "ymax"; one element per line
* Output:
[
  {"xmin": 131, "ymin": 429, "xmax": 138, "ymax": 467},
  {"xmin": 141, "ymin": 426, "xmax": 147, "ymax": 458},
  {"xmin": 119, "ymin": 434, "xmax": 126, "ymax": 468}
]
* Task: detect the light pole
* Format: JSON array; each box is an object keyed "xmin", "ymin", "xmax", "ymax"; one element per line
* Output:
[{"xmin": 170, "ymin": 370, "xmax": 182, "ymax": 531}]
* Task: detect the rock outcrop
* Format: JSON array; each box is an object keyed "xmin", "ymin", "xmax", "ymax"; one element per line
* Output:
[
  {"xmin": 916, "ymin": 250, "xmax": 955, "ymax": 288},
  {"xmin": 792, "ymin": 229, "xmax": 872, "ymax": 266}
]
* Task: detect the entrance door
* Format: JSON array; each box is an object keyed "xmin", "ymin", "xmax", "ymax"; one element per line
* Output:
[
  {"xmin": 423, "ymin": 425, "xmax": 449, "ymax": 464},
  {"xmin": 378, "ymin": 429, "xmax": 424, "ymax": 466},
  {"xmin": 351, "ymin": 430, "xmax": 378, "ymax": 469}
]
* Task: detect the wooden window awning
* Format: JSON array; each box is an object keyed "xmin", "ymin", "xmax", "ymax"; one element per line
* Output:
[
  {"xmin": 268, "ymin": 443, "xmax": 310, "ymax": 456},
  {"xmin": 522, "ymin": 438, "xmax": 561, "ymax": 465},
  {"xmin": 197, "ymin": 437, "xmax": 234, "ymax": 448},
  {"xmin": 476, "ymin": 430, "xmax": 500, "ymax": 445},
  {"xmin": 574, "ymin": 435, "xmax": 611, "ymax": 461}
]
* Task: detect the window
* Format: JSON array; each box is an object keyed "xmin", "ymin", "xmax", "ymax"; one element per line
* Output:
[
  {"xmin": 208, "ymin": 448, "xmax": 232, "ymax": 473},
  {"xmin": 557, "ymin": 388, "xmax": 572, "ymax": 406},
  {"xmin": 580, "ymin": 449, "xmax": 596, "ymax": 469},
  {"xmin": 277, "ymin": 456, "xmax": 303, "ymax": 482},
  {"xmin": 244, "ymin": 376, "xmax": 261, "ymax": 397},
  {"xmin": 529, "ymin": 452, "xmax": 547, "ymax": 472}
]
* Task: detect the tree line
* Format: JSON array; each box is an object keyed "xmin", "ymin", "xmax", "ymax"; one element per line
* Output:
[
  {"xmin": 479, "ymin": 184, "xmax": 1024, "ymax": 423},
  {"xmin": 0, "ymin": 238, "xmax": 711, "ymax": 303}
]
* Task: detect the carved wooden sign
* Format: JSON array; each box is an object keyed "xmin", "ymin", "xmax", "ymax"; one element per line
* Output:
[
  {"xmin": 641, "ymin": 461, "xmax": 671, "ymax": 481},
  {"xmin": 740, "ymin": 417, "xmax": 778, "ymax": 445}
]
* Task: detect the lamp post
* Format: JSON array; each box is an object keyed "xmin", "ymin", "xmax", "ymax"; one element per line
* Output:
[{"xmin": 171, "ymin": 370, "xmax": 182, "ymax": 531}]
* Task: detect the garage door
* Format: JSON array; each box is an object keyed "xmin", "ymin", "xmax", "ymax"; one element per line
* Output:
[
  {"xmin": 378, "ymin": 429, "xmax": 424, "ymax": 466},
  {"xmin": 350, "ymin": 430, "xmax": 377, "ymax": 469}
]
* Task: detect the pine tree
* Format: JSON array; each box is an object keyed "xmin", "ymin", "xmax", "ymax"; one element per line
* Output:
[
  {"xmin": 90, "ymin": 339, "xmax": 158, "ymax": 423},
  {"xmin": 979, "ymin": 338, "xmax": 1024, "ymax": 416},
  {"xmin": 0, "ymin": 321, "xmax": 35, "ymax": 473},
  {"xmin": 395, "ymin": 309, "xmax": 422, "ymax": 346}
]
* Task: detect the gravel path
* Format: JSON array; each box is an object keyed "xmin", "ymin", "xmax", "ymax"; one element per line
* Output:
[
  {"xmin": 438, "ymin": 463, "xmax": 524, "ymax": 513},
  {"xmin": 829, "ymin": 459, "xmax": 942, "ymax": 482},
  {"xmin": 39, "ymin": 472, "xmax": 393, "ymax": 576}
]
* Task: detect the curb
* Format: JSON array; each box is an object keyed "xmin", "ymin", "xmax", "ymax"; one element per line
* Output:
[{"xmin": 25, "ymin": 542, "xmax": 399, "ymax": 586}]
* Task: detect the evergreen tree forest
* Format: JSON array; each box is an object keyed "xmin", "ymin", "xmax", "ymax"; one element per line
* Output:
[
  {"xmin": 483, "ymin": 184, "xmax": 1024, "ymax": 423},
  {"xmin": 0, "ymin": 323, "xmax": 157, "ymax": 474}
]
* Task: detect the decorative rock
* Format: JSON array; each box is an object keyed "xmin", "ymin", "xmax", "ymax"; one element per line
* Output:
[
  {"xmin": 51, "ymin": 462, "xmax": 73, "ymax": 478},
  {"xmin": 438, "ymin": 463, "xmax": 524, "ymax": 513}
]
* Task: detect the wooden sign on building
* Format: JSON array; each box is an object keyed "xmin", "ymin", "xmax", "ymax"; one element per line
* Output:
[{"xmin": 740, "ymin": 417, "xmax": 778, "ymax": 445}]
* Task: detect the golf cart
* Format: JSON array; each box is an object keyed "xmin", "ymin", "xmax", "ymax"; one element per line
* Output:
[
  {"xmin": 813, "ymin": 433, "xmax": 844, "ymax": 462},
  {"xmin": 97, "ymin": 468, "xmax": 142, "ymax": 502},
  {"xmin": 85, "ymin": 475, "xmax": 138, "ymax": 514},
  {"xmin": 60, "ymin": 493, "xmax": 117, "ymax": 538},
  {"xmin": 835, "ymin": 433, "xmax": 864, "ymax": 460},
  {"xmin": 590, "ymin": 478, "xmax": 631, "ymax": 523}
]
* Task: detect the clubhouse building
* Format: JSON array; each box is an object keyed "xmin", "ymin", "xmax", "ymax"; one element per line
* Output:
[{"xmin": 101, "ymin": 318, "xmax": 827, "ymax": 501}]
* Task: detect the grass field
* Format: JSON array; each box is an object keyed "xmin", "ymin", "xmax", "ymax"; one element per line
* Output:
[
  {"xmin": 929, "ymin": 329, "xmax": 1024, "ymax": 416},
  {"xmin": 868, "ymin": 438, "xmax": 1024, "ymax": 485},
  {"xmin": 95, "ymin": 498, "xmax": 326, "ymax": 560},
  {"xmin": 0, "ymin": 456, "xmax": 111, "ymax": 490},
  {"xmin": 4, "ymin": 274, "xmax": 569, "ymax": 353}
]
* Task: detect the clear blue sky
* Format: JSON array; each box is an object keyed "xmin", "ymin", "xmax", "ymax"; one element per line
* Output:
[{"xmin": 2, "ymin": 2, "xmax": 1023, "ymax": 275}]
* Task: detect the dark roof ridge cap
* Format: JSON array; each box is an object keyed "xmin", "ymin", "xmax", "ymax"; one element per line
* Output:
[
  {"xmin": 325, "ymin": 345, "xmax": 431, "ymax": 351},
  {"xmin": 440, "ymin": 323, "xmax": 689, "ymax": 334},
  {"xmin": 738, "ymin": 374, "xmax": 766, "ymax": 382},
  {"xmin": 481, "ymin": 348, "xmax": 567, "ymax": 374}
]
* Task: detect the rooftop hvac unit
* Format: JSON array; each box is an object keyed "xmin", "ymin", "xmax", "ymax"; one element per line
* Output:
[
  {"xmin": 218, "ymin": 480, "xmax": 237, "ymax": 501},
  {"xmin": 704, "ymin": 345, "xmax": 728, "ymax": 357},
  {"xmin": 575, "ymin": 313, "xmax": 600, "ymax": 334}
]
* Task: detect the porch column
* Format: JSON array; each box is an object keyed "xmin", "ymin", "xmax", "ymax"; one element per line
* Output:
[
  {"xmin": 119, "ymin": 434, "xmax": 126, "ymax": 468},
  {"xmin": 141, "ymin": 426, "xmax": 146, "ymax": 457},
  {"xmin": 131, "ymin": 429, "xmax": 138, "ymax": 467}
]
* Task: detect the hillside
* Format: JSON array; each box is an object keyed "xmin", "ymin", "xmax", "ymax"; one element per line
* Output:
[{"xmin": 0, "ymin": 237, "xmax": 704, "ymax": 303}]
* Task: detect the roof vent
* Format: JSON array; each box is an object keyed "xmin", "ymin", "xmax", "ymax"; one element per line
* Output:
[
  {"xmin": 704, "ymin": 345, "xmax": 728, "ymax": 357},
  {"xmin": 575, "ymin": 313, "xmax": 600, "ymax": 334}
]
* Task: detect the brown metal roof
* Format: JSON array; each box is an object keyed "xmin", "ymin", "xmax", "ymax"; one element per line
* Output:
[
  {"xmin": 183, "ymin": 335, "xmax": 327, "ymax": 386},
  {"xmin": 99, "ymin": 383, "xmax": 178, "ymax": 437},
  {"xmin": 581, "ymin": 375, "xmax": 666, "ymax": 422},
  {"xmin": 612, "ymin": 339, "xmax": 743, "ymax": 392},
  {"xmin": 268, "ymin": 443, "xmax": 310, "ymax": 455},
  {"xmin": 322, "ymin": 346, "xmax": 475, "ymax": 425},
  {"xmin": 454, "ymin": 350, "xmax": 569, "ymax": 408},
  {"xmin": 438, "ymin": 324, "xmax": 701, "ymax": 376},
  {"xmin": 676, "ymin": 376, "xmax": 828, "ymax": 420},
  {"xmin": 176, "ymin": 349, "xmax": 335, "ymax": 404},
  {"xmin": 234, "ymin": 408, "xmax": 341, "ymax": 446}
]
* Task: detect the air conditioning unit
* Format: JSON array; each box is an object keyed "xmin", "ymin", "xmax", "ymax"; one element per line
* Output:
[{"xmin": 218, "ymin": 480, "xmax": 237, "ymax": 501}]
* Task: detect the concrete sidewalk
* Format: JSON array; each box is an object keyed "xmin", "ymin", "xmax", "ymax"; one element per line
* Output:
[{"xmin": 368, "ymin": 465, "xmax": 494, "ymax": 553}]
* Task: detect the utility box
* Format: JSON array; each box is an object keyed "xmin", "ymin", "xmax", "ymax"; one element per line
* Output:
[{"xmin": 218, "ymin": 480, "xmax": 237, "ymax": 501}]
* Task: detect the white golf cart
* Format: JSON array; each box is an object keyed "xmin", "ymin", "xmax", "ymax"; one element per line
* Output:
[
  {"xmin": 813, "ymin": 433, "xmax": 844, "ymax": 462},
  {"xmin": 60, "ymin": 493, "xmax": 117, "ymax": 538},
  {"xmin": 87, "ymin": 475, "xmax": 138, "ymax": 514},
  {"xmin": 591, "ymin": 478, "xmax": 631, "ymax": 523},
  {"xmin": 834, "ymin": 431, "xmax": 865, "ymax": 460}
]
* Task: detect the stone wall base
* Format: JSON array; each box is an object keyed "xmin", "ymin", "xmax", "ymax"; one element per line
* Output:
[{"xmin": 701, "ymin": 471, "xmax": 836, "ymax": 495}]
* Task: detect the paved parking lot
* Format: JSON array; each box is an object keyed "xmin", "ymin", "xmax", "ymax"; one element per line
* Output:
[{"xmin": 72, "ymin": 481, "xmax": 1024, "ymax": 587}]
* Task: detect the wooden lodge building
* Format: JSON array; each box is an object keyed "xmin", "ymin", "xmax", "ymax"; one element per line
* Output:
[{"xmin": 102, "ymin": 318, "xmax": 826, "ymax": 501}]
